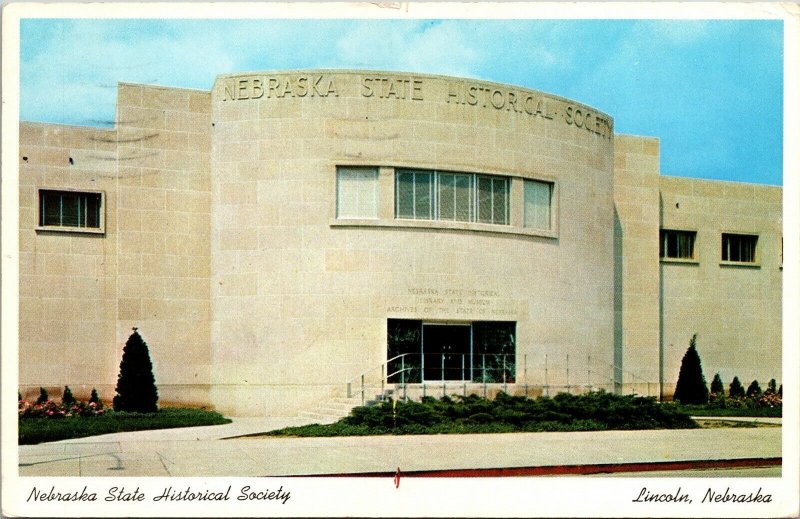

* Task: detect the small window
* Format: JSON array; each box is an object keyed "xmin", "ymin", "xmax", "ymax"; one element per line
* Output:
[
  {"xmin": 660, "ymin": 230, "xmax": 696, "ymax": 260},
  {"xmin": 722, "ymin": 233, "xmax": 758, "ymax": 263},
  {"xmin": 524, "ymin": 179, "xmax": 553, "ymax": 230},
  {"xmin": 39, "ymin": 190, "xmax": 103, "ymax": 230},
  {"xmin": 336, "ymin": 167, "xmax": 378, "ymax": 219}
]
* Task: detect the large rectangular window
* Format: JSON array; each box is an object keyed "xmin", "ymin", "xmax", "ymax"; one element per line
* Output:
[
  {"xmin": 660, "ymin": 230, "xmax": 696, "ymax": 260},
  {"xmin": 722, "ymin": 233, "xmax": 758, "ymax": 263},
  {"xmin": 39, "ymin": 190, "xmax": 102, "ymax": 230},
  {"xmin": 395, "ymin": 169, "xmax": 509, "ymax": 225},
  {"xmin": 524, "ymin": 179, "xmax": 553, "ymax": 230},
  {"xmin": 336, "ymin": 167, "xmax": 378, "ymax": 219}
]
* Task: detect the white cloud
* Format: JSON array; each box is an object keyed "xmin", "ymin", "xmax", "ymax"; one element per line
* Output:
[
  {"xmin": 21, "ymin": 20, "xmax": 256, "ymax": 124},
  {"xmin": 334, "ymin": 21, "xmax": 483, "ymax": 77}
]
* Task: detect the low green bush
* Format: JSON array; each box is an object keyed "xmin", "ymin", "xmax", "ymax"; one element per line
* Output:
[{"xmin": 267, "ymin": 391, "xmax": 697, "ymax": 437}]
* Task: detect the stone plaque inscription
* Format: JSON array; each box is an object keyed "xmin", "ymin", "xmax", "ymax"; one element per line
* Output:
[{"xmin": 386, "ymin": 288, "xmax": 517, "ymax": 318}]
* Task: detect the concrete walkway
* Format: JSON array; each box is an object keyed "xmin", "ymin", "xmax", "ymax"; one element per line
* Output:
[
  {"xmin": 18, "ymin": 417, "xmax": 782, "ymax": 477},
  {"xmin": 691, "ymin": 415, "xmax": 782, "ymax": 425}
]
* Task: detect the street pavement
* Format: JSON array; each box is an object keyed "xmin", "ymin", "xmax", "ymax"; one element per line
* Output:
[{"xmin": 17, "ymin": 417, "xmax": 781, "ymax": 477}]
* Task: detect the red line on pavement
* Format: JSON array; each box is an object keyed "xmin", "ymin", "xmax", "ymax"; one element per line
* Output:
[{"xmin": 290, "ymin": 457, "xmax": 781, "ymax": 478}]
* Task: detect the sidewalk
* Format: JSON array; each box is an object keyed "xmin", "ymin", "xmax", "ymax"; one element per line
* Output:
[{"xmin": 18, "ymin": 418, "xmax": 782, "ymax": 477}]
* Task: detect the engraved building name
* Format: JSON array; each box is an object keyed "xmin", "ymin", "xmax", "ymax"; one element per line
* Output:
[{"xmin": 219, "ymin": 74, "xmax": 613, "ymax": 139}]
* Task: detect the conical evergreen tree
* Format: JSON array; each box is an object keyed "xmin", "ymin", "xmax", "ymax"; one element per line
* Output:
[
  {"xmin": 746, "ymin": 380, "xmax": 762, "ymax": 398},
  {"xmin": 729, "ymin": 376, "xmax": 745, "ymax": 398},
  {"xmin": 766, "ymin": 379, "xmax": 777, "ymax": 394},
  {"xmin": 62, "ymin": 386, "xmax": 76, "ymax": 405},
  {"xmin": 89, "ymin": 388, "xmax": 103, "ymax": 408},
  {"xmin": 710, "ymin": 373, "xmax": 724, "ymax": 394},
  {"xmin": 113, "ymin": 328, "xmax": 159, "ymax": 412},
  {"xmin": 673, "ymin": 334, "xmax": 709, "ymax": 404},
  {"xmin": 36, "ymin": 387, "xmax": 49, "ymax": 404}
]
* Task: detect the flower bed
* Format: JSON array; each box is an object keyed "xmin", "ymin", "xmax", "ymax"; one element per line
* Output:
[
  {"xmin": 18, "ymin": 393, "xmax": 231, "ymax": 445},
  {"xmin": 18, "ymin": 406, "xmax": 232, "ymax": 445},
  {"xmin": 679, "ymin": 390, "xmax": 782, "ymax": 417},
  {"xmin": 19, "ymin": 399, "xmax": 106, "ymax": 419}
]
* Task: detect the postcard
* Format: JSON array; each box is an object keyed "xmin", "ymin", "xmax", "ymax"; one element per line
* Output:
[{"xmin": 2, "ymin": 2, "xmax": 798, "ymax": 517}]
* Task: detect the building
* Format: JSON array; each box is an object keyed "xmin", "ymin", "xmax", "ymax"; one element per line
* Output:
[{"xmin": 17, "ymin": 70, "xmax": 782, "ymax": 417}]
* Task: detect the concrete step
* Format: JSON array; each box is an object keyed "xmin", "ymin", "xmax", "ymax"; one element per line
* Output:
[
  {"xmin": 317, "ymin": 404, "xmax": 356, "ymax": 413},
  {"xmin": 319, "ymin": 406, "xmax": 355, "ymax": 416},
  {"xmin": 299, "ymin": 387, "xmax": 406, "ymax": 424},
  {"xmin": 297, "ymin": 411, "xmax": 339, "ymax": 424},
  {"xmin": 330, "ymin": 397, "xmax": 360, "ymax": 405}
]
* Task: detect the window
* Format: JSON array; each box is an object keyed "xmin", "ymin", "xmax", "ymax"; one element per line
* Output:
[
  {"xmin": 39, "ymin": 190, "xmax": 102, "ymax": 230},
  {"xmin": 438, "ymin": 172, "xmax": 473, "ymax": 222},
  {"xmin": 476, "ymin": 175, "xmax": 509, "ymax": 225},
  {"xmin": 660, "ymin": 230, "xmax": 696, "ymax": 260},
  {"xmin": 395, "ymin": 169, "xmax": 509, "ymax": 225},
  {"xmin": 722, "ymin": 233, "xmax": 758, "ymax": 263},
  {"xmin": 336, "ymin": 167, "xmax": 378, "ymax": 219},
  {"xmin": 524, "ymin": 179, "xmax": 553, "ymax": 230},
  {"xmin": 396, "ymin": 169, "xmax": 433, "ymax": 220}
]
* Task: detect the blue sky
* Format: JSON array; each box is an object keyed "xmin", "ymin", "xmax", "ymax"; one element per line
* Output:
[{"xmin": 20, "ymin": 18, "xmax": 783, "ymax": 185}]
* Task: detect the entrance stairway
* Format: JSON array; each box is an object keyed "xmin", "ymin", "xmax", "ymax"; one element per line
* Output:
[
  {"xmin": 297, "ymin": 352, "xmax": 659, "ymax": 423},
  {"xmin": 297, "ymin": 389, "xmax": 396, "ymax": 424},
  {"xmin": 296, "ymin": 382, "xmax": 522, "ymax": 424}
]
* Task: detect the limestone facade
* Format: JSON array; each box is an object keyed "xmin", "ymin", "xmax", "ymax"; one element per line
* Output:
[{"xmin": 17, "ymin": 71, "xmax": 782, "ymax": 416}]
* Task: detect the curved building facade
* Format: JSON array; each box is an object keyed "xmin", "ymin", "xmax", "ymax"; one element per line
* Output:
[{"xmin": 17, "ymin": 70, "xmax": 782, "ymax": 416}]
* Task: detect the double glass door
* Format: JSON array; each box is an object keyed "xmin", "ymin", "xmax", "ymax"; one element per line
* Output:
[
  {"xmin": 386, "ymin": 319, "xmax": 515, "ymax": 384},
  {"xmin": 422, "ymin": 324, "xmax": 471, "ymax": 381}
]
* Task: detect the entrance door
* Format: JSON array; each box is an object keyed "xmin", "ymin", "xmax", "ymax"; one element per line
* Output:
[{"xmin": 422, "ymin": 324, "xmax": 471, "ymax": 381}]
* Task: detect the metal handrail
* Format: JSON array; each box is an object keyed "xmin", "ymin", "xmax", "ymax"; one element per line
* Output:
[
  {"xmin": 345, "ymin": 353, "xmax": 412, "ymax": 388},
  {"xmin": 347, "ymin": 352, "xmax": 516, "ymax": 403},
  {"xmin": 345, "ymin": 352, "xmax": 661, "ymax": 405}
]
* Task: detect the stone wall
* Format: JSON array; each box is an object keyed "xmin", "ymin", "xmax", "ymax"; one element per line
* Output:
[
  {"xmin": 209, "ymin": 71, "xmax": 616, "ymax": 415},
  {"xmin": 18, "ymin": 83, "xmax": 213, "ymax": 407},
  {"xmin": 612, "ymin": 135, "xmax": 662, "ymax": 396},
  {"xmin": 659, "ymin": 176, "xmax": 782, "ymax": 396},
  {"xmin": 18, "ymin": 71, "xmax": 782, "ymax": 415}
]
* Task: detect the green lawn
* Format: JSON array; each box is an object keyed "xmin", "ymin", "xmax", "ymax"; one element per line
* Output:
[
  {"xmin": 266, "ymin": 391, "xmax": 698, "ymax": 438},
  {"xmin": 18, "ymin": 408, "xmax": 231, "ymax": 445}
]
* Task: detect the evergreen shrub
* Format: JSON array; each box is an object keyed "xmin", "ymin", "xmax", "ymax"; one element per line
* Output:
[
  {"xmin": 89, "ymin": 388, "xmax": 102, "ymax": 407},
  {"xmin": 710, "ymin": 373, "xmax": 724, "ymax": 394},
  {"xmin": 36, "ymin": 387, "xmax": 48, "ymax": 404},
  {"xmin": 746, "ymin": 380, "xmax": 762, "ymax": 398},
  {"xmin": 766, "ymin": 379, "xmax": 777, "ymax": 394},
  {"xmin": 729, "ymin": 376, "xmax": 745, "ymax": 398},
  {"xmin": 61, "ymin": 386, "xmax": 76, "ymax": 405},
  {"xmin": 113, "ymin": 329, "xmax": 159, "ymax": 413},
  {"xmin": 673, "ymin": 334, "xmax": 709, "ymax": 404},
  {"xmin": 269, "ymin": 391, "xmax": 697, "ymax": 437}
]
